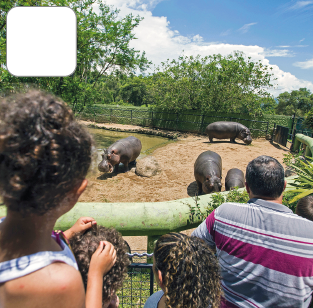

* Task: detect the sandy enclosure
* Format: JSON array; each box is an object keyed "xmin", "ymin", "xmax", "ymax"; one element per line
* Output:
[{"xmin": 79, "ymin": 122, "xmax": 289, "ymax": 252}]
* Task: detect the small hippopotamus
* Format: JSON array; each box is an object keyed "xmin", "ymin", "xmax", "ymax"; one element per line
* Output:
[
  {"xmin": 205, "ymin": 121, "xmax": 252, "ymax": 145},
  {"xmin": 98, "ymin": 136, "xmax": 142, "ymax": 173},
  {"xmin": 194, "ymin": 150, "xmax": 222, "ymax": 194},
  {"xmin": 225, "ymin": 168, "xmax": 245, "ymax": 191}
]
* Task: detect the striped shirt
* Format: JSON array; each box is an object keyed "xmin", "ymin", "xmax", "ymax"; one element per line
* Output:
[{"xmin": 192, "ymin": 198, "xmax": 313, "ymax": 308}]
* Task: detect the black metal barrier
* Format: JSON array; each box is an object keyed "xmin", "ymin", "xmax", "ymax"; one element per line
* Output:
[
  {"xmin": 77, "ymin": 107, "xmax": 269, "ymax": 136},
  {"xmin": 119, "ymin": 263, "xmax": 159, "ymax": 308},
  {"xmin": 273, "ymin": 125, "xmax": 289, "ymax": 147}
]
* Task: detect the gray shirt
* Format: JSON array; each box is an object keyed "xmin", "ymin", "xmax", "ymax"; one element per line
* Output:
[{"xmin": 143, "ymin": 290, "xmax": 164, "ymax": 308}]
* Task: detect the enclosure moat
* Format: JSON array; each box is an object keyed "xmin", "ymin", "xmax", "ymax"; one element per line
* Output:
[{"xmin": 79, "ymin": 123, "xmax": 289, "ymax": 204}]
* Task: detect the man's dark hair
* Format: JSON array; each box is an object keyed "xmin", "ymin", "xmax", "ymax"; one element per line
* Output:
[
  {"xmin": 296, "ymin": 195, "xmax": 313, "ymax": 221},
  {"xmin": 246, "ymin": 155, "xmax": 285, "ymax": 199}
]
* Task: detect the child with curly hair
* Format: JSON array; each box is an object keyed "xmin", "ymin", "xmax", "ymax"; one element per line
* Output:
[
  {"xmin": 0, "ymin": 90, "xmax": 116, "ymax": 308},
  {"xmin": 70, "ymin": 225, "xmax": 130, "ymax": 308},
  {"xmin": 144, "ymin": 233, "xmax": 222, "ymax": 308}
]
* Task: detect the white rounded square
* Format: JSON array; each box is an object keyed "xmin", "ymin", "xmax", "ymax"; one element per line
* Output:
[{"xmin": 7, "ymin": 7, "xmax": 76, "ymax": 77}]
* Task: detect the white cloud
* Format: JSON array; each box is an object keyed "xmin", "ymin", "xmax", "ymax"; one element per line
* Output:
[
  {"xmin": 277, "ymin": 44, "xmax": 308, "ymax": 48},
  {"xmin": 288, "ymin": 1, "xmax": 313, "ymax": 10},
  {"xmin": 220, "ymin": 29, "xmax": 231, "ymax": 36},
  {"xmin": 238, "ymin": 22, "xmax": 257, "ymax": 34},
  {"xmin": 299, "ymin": 38, "xmax": 305, "ymax": 42},
  {"xmin": 262, "ymin": 49, "xmax": 294, "ymax": 57},
  {"xmin": 192, "ymin": 34, "xmax": 203, "ymax": 43},
  {"xmin": 96, "ymin": 0, "xmax": 313, "ymax": 96},
  {"xmin": 293, "ymin": 58, "xmax": 313, "ymax": 69}
]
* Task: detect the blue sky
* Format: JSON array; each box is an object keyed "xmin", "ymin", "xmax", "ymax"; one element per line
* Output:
[{"xmin": 102, "ymin": 0, "xmax": 313, "ymax": 96}]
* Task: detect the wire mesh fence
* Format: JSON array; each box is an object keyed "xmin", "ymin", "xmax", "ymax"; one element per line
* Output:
[
  {"xmin": 76, "ymin": 107, "xmax": 270, "ymax": 137},
  {"xmin": 118, "ymin": 263, "xmax": 160, "ymax": 308},
  {"xmin": 117, "ymin": 252, "xmax": 159, "ymax": 308}
]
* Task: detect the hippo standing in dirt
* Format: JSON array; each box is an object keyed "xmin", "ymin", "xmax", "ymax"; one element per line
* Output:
[
  {"xmin": 194, "ymin": 150, "xmax": 222, "ymax": 194},
  {"xmin": 205, "ymin": 121, "xmax": 252, "ymax": 145},
  {"xmin": 98, "ymin": 136, "xmax": 142, "ymax": 173},
  {"xmin": 225, "ymin": 168, "xmax": 245, "ymax": 191}
]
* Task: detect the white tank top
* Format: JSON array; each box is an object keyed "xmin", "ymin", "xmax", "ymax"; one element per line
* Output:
[{"xmin": 0, "ymin": 217, "xmax": 78, "ymax": 283}]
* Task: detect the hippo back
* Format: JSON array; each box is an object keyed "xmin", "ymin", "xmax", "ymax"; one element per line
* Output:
[{"xmin": 225, "ymin": 168, "xmax": 245, "ymax": 190}]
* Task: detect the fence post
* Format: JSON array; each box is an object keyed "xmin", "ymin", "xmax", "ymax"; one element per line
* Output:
[
  {"xmin": 151, "ymin": 111, "xmax": 154, "ymax": 128},
  {"xmin": 266, "ymin": 121, "xmax": 269, "ymax": 135},
  {"xmin": 201, "ymin": 114, "xmax": 205, "ymax": 134},
  {"xmin": 290, "ymin": 128, "xmax": 297, "ymax": 152},
  {"xmin": 131, "ymin": 110, "xmax": 133, "ymax": 125},
  {"xmin": 147, "ymin": 235, "xmax": 160, "ymax": 264},
  {"xmin": 149, "ymin": 267, "xmax": 154, "ymax": 296},
  {"xmin": 176, "ymin": 113, "xmax": 179, "ymax": 131},
  {"xmin": 110, "ymin": 109, "xmax": 112, "ymax": 123},
  {"xmin": 272, "ymin": 123, "xmax": 276, "ymax": 140}
]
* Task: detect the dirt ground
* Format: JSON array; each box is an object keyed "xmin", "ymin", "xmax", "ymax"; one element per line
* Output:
[{"xmin": 79, "ymin": 121, "xmax": 290, "ymax": 252}]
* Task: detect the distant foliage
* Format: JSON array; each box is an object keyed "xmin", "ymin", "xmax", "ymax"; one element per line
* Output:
[{"xmin": 275, "ymin": 88, "xmax": 313, "ymax": 117}]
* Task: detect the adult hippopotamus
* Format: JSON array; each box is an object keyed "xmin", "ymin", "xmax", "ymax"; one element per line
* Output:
[
  {"xmin": 205, "ymin": 121, "xmax": 252, "ymax": 145},
  {"xmin": 98, "ymin": 136, "xmax": 142, "ymax": 173},
  {"xmin": 225, "ymin": 168, "xmax": 245, "ymax": 191},
  {"xmin": 194, "ymin": 150, "xmax": 222, "ymax": 194}
]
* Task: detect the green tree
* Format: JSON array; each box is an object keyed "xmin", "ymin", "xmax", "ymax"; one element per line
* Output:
[
  {"xmin": 147, "ymin": 52, "xmax": 275, "ymax": 114},
  {"xmin": 119, "ymin": 76, "xmax": 149, "ymax": 106},
  {"xmin": 0, "ymin": 0, "xmax": 150, "ymax": 110},
  {"xmin": 276, "ymin": 88, "xmax": 313, "ymax": 116}
]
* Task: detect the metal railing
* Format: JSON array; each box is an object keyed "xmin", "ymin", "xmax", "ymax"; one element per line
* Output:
[
  {"xmin": 119, "ymin": 262, "xmax": 159, "ymax": 307},
  {"xmin": 77, "ymin": 107, "xmax": 269, "ymax": 136}
]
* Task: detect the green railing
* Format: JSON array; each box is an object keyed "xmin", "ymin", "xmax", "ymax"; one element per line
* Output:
[
  {"xmin": 0, "ymin": 176, "xmax": 297, "ymax": 255},
  {"xmin": 292, "ymin": 134, "xmax": 313, "ymax": 157}
]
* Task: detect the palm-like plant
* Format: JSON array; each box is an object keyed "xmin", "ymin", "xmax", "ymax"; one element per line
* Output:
[{"xmin": 287, "ymin": 156, "xmax": 313, "ymax": 203}]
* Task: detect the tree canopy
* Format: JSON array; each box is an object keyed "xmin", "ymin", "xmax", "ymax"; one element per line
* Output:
[
  {"xmin": 275, "ymin": 88, "xmax": 313, "ymax": 117},
  {"xmin": 0, "ymin": 0, "xmax": 150, "ymax": 111},
  {"xmin": 141, "ymin": 52, "xmax": 275, "ymax": 115}
]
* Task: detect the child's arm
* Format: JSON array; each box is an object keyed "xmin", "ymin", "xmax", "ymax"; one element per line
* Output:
[
  {"xmin": 63, "ymin": 216, "xmax": 97, "ymax": 240},
  {"xmin": 86, "ymin": 241, "xmax": 117, "ymax": 308}
]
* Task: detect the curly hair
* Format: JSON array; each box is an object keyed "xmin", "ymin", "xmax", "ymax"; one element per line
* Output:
[
  {"xmin": 154, "ymin": 233, "xmax": 222, "ymax": 308},
  {"xmin": 0, "ymin": 90, "xmax": 93, "ymax": 215},
  {"xmin": 70, "ymin": 225, "xmax": 130, "ymax": 303}
]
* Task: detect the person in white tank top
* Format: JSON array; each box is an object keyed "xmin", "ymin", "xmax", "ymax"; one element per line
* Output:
[{"xmin": 0, "ymin": 90, "xmax": 116, "ymax": 308}]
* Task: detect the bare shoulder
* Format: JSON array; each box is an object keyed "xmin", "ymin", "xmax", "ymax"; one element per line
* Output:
[{"xmin": 2, "ymin": 263, "xmax": 85, "ymax": 308}]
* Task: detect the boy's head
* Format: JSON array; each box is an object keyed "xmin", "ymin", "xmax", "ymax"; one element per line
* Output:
[
  {"xmin": 0, "ymin": 90, "xmax": 93, "ymax": 215},
  {"xmin": 296, "ymin": 195, "xmax": 313, "ymax": 221},
  {"xmin": 70, "ymin": 225, "xmax": 130, "ymax": 303}
]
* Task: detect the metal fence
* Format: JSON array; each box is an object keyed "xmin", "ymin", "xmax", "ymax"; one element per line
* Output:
[
  {"xmin": 77, "ymin": 107, "xmax": 270, "ymax": 137},
  {"xmin": 118, "ymin": 253, "xmax": 159, "ymax": 307},
  {"xmin": 272, "ymin": 115, "xmax": 313, "ymax": 149}
]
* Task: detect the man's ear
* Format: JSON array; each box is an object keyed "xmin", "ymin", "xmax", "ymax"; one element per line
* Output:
[
  {"xmin": 158, "ymin": 270, "xmax": 163, "ymax": 288},
  {"xmin": 245, "ymin": 182, "xmax": 250, "ymax": 193},
  {"xmin": 76, "ymin": 179, "xmax": 88, "ymax": 197},
  {"xmin": 283, "ymin": 180, "xmax": 287, "ymax": 192}
]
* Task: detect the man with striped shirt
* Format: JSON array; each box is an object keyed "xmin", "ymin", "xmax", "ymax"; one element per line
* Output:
[{"xmin": 192, "ymin": 155, "xmax": 313, "ymax": 307}]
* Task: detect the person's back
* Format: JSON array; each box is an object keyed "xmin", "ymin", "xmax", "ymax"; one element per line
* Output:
[
  {"xmin": 193, "ymin": 155, "xmax": 313, "ymax": 307},
  {"xmin": 0, "ymin": 90, "xmax": 93, "ymax": 308}
]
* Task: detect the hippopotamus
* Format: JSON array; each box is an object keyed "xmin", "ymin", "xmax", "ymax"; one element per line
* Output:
[
  {"xmin": 225, "ymin": 168, "xmax": 245, "ymax": 191},
  {"xmin": 205, "ymin": 121, "xmax": 252, "ymax": 145},
  {"xmin": 194, "ymin": 150, "xmax": 222, "ymax": 194},
  {"xmin": 98, "ymin": 136, "xmax": 142, "ymax": 173}
]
